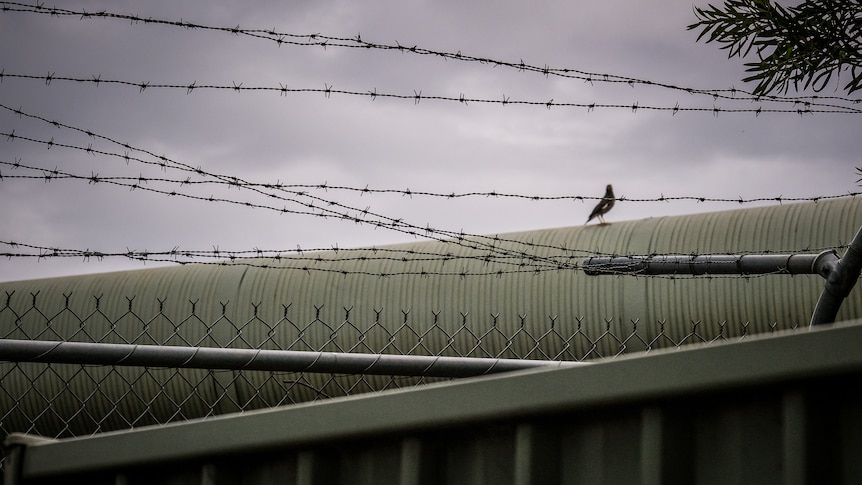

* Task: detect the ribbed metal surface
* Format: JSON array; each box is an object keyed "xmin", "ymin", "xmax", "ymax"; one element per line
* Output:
[
  {"xmin": 6, "ymin": 320, "xmax": 862, "ymax": 485},
  {"xmin": 8, "ymin": 200, "xmax": 858, "ymax": 341},
  {"xmin": 2, "ymin": 198, "xmax": 861, "ymax": 423}
]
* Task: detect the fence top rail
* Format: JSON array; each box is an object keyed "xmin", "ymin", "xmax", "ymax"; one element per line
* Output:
[
  {"xmin": 0, "ymin": 339, "xmax": 584, "ymax": 377},
  {"xmin": 581, "ymin": 252, "xmax": 835, "ymax": 276}
]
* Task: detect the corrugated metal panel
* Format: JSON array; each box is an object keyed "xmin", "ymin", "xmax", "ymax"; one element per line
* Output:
[{"xmin": 6, "ymin": 320, "xmax": 862, "ymax": 485}]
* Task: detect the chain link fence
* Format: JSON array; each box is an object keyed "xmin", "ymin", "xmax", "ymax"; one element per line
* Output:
[{"xmin": 0, "ymin": 292, "xmax": 804, "ymax": 471}]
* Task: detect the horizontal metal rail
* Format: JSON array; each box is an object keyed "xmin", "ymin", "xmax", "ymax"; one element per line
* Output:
[
  {"xmin": 0, "ymin": 339, "xmax": 584, "ymax": 378},
  {"xmin": 582, "ymin": 224, "xmax": 862, "ymax": 327},
  {"xmin": 581, "ymin": 252, "xmax": 835, "ymax": 276}
]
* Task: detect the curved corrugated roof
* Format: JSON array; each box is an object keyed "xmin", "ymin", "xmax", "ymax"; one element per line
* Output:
[{"xmin": 3, "ymin": 197, "xmax": 860, "ymax": 351}]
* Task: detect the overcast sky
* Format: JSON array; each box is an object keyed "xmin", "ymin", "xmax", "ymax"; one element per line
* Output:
[{"xmin": 1, "ymin": 0, "xmax": 860, "ymax": 282}]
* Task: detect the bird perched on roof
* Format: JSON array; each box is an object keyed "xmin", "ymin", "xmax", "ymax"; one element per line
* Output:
[{"xmin": 586, "ymin": 184, "xmax": 615, "ymax": 225}]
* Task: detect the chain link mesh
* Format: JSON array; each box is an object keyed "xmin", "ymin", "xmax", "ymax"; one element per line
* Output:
[{"xmin": 0, "ymin": 293, "xmax": 803, "ymax": 471}]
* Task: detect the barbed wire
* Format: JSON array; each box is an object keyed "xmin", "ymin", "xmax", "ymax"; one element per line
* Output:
[
  {"xmin": 0, "ymin": 155, "xmax": 587, "ymax": 269},
  {"xmin": 2, "ymin": 103, "xmax": 857, "ymax": 210},
  {"xmin": 0, "ymin": 251, "xmax": 568, "ymax": 278},
  {"xmin": 3, "ymin": 155, "xmax": 858, "ymax": 206},
  {"xmin": 0, "ymin": 252, "xmax": 810, "ymax": 280},
  {"xmin": 1, "ymin": 239, "xmax": 849, "ymax": 280},
  {"xmin": 3, "ymin": 98, "xmax": 860, "ymax": 269},
  {"xmin": 0, "ymin": 129, "xmax": 855, "ymax": 269},
  {"xmin": 2, "ymin": 1, "xmax": 860, "ymax": 111},
  {"xmin": 2, "ymin": 70, "xmax": 859, "ymax": 115},
  {"xmin": 2, "ymin": 157, "xmax": 858, "ymax": 264},
  {"xmin": 0, "ymin": 101, "xmax": 622, "ymax": 267},
  {"xmin": 0, "ymin": 10, "xmax": 855, "ymax": 296},
  {"xmin": 2, "ymin": 239, "xmax": 848, "ymax": 260}
]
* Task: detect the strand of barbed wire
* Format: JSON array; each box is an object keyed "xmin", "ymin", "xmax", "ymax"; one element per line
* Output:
[
  {"xmin": 0, "ymin": 251, "xmax": 576, "ymax": 278},
  {"xmin": 2, "ymin": 239, "xmax": 847, "ymax": 261},
  {"xmin": 3, "ymin": 154, "xmax": 857, "ymax": 206},
  {"xmin": 2, "ymin": 1, "xmax": 860, "ymax": 111},
  {"xmin": 3, "ymin": 239, "xmax": 849, "ymax": 261},
  {"xmin": 2, "ymin": 70, "xmax": 859, "ymax": 115}
]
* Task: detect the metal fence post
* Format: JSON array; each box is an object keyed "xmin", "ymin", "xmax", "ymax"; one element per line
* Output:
[{"xmin": 810, "ymin": 225, "xmax": 862, "ymax": 326}]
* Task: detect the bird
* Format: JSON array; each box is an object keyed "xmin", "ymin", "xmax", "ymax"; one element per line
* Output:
[{"xmin": 586, "ymin": 184, "xmax": 615, "ymax": 225}]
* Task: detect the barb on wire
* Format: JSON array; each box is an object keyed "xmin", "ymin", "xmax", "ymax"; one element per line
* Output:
[
  {"xmin": 1, "ymin": 71, "xmax": 859, "ymax": 114},
  {"xmin": 1, "ymin": 1, "xmax": 860, "ymax": 112}
]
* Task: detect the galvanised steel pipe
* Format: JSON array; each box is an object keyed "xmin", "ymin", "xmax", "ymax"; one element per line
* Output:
[
  {"xmin": 0, "ymin": 339, "xmax": 584, "ymax": 378},
  {"xmin": 581, "ymin": 252, "xmax": 832, "ymax": 276},
  {"xmin": 809, "ymin": 225, "xmax": 862, "ymax": 326}
]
